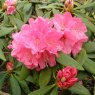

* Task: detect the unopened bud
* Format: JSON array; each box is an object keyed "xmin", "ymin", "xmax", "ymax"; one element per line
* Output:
[
  {"xmin": 64, "ymin": 0, "xmax": 74, "ymax": 12},
  {"xmin": 6, "ymin": 62, "xmax": 14, "ymax": 73},
  {"xmin": 2, "ymin": 3, "xmax": 7, "ymax": 10}
]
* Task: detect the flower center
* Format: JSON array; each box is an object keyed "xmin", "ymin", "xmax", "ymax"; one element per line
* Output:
[{"xmin": 61, "ymin": 77, "xmax": 66, "ymax": 82}]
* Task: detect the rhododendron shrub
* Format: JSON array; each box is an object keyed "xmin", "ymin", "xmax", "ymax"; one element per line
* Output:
[{"xmin": 0, "ymin": 0, "xmax": 95, "ymax": 95}]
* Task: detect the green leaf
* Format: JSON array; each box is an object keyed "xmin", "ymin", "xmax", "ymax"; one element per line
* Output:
[
  {"xmin": 36, "ymin": 4, "xmax": 44, "ymax": 16},
  {"xmin": 43, "ymin": 11, "xmax": 51, "ymax": 18},
  {"xmin": 94, "ymin": 77, "xmax": 95, "ymax": 95},
  {"xmin": 28, "ymin": 84, "xmax": 55, "ymax": 95},
  {"xmin": 0, "ymin": 48, "xmax": 6, "ymax": 61},
  {"xmin": 84, "ymin": 42, "xmax": 95, "ymax": 53},
  {"xmin": 83, "ymin": 58, "xmax": 95, "ymax": 75},
  {"xmin": 2, "ymin": 13, "xmax": 9, "ymax": 25},
  {"xmin": 0, "ymin": 27, "xmax": 14, "ymax": 37},
  {"xmin": 88, "ymin": 53, "xmax": 95, "ymax": 59},
  {"xmin": 52, "ymin": 8, "xmax": 60, "ymax": 14},
  {"xmin": 20, "ymin": 81, "xmax": 30, "ymax": 94},
  {"xmin": 69, "ymin": 82, "xmax": 91, "ymax": 95},
  {"xmin": 56, "ymin": 52, "xmax": 84, "ymax": 70},
  {"xmin": 10, "ymin": 75, "xmax": 21, "ymax": 95},
  {"xmin": 76, "ymin": 49, "xmax": 87, "ymax": 65},
  {"xmin": 0, "ymin": 71, "xmax": 7, "ymax": 89},
  {"xmin": 23, "ymin": 3, "xmax": 32, "ymax": 23},
  {"xmin": 19, "ymin": 65, "xmax": 30, "ymax": 80},
  {"xmin": 39, "ymin": 68, "xmax": 52, "ymax": 88},
  {"xmin": 50, "ymin": 87, "xmax": 58, "ymax": 95},
  {"xmin": 14, "ymin": 18, "xmax": 24, "ymax": 30},
  {"xmin": 77, "ymin": 71, "xmax": 89, "ymax": 80},
  {"xmin": 16, "ymin": 76, "xmax": 30, "ymax": 94},
  {"xmin": 74, "ymin": 1, "xmax": 95, "ymax": 10}
]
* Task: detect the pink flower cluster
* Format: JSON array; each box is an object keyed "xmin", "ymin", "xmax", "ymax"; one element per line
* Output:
[
  {"xmin": 5, "ymin": 0, "xmax": 16, "ymax": 15},
  {"xmin": 56, "ymin": 66, "xmax": 78, "ymax": 89},
  {"xmin": 9, "ymin": 12, "xmax": 88, "ymax": 70},
  {"xmin": 9, "ymin": 17, "xmax": 62, "ymax": 70},
  {"xmin": 53, "ymin": 12, "xmax": 88, "ymax": 55}
]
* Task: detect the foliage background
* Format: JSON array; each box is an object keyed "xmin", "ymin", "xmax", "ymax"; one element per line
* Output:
[{"xmin": 0, "ymin": 0, "xmax": 95, "ymax": 95}]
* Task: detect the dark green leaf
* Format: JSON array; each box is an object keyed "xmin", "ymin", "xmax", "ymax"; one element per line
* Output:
[
  {"xmin": 83, "ymin": 58, "xmax": 95, "ymax": 75},
  {"xmin": 43, "ymin": 11, "xmax": 51, "ymax": 18},
  {"xmin": 36, "ymin": 4, "xmax": 44, "ymax": 16},
  {"xmin": 69, "ymin": 82, "xmax": 91, "ymax": 95},
  {"xmin": 16, "ymin": 76, "xmax": 30, "ymax": 94},
  {"xmin": 0, "ymin": 71, "xmax": 7, "ymax": 89},
  {"xmin": 10, "ymin": 75, "xmax": 21, "ymax": 95},
  {"xmin": 23, "ymin": 3, "xmax": 32, "ymax": 23},
  {"xmin": 74, "ymin": 2, "xmax": 95, "ymax": 10},
  {"xmin": 39, "ymin": 68, "xmax": 52, "ymax": 88},
  {"xmin": 0, "ymin": 48, "xmax": 6, "ymax": 61},
  {"xmin": 19, "ymin": 65, "xmax": 30, "ymax": 80},
  {"xmin": 76, "ymin": 49, "xmax": 87, "ymax": 65},
  {"xmin": 50, "ymin": 87, "xmax": 58, "ymax": 95},
  {"xmin": 28, "ymin": 84, "xmax": 55, "ymax": 95},
  {"xmin": 14, "ymin": 18, "xmax": 24, "ymax": 30},
  {"xmin": 56, "ymin": 52, "xmax": 84, "ymax": 70},
  {"xmin": 84, "ymin": 42, "xmax": 95, "ymax": 53},
  {"xmin": 0, "ymin": 27, "xmax": 14, "ymax": 37}
]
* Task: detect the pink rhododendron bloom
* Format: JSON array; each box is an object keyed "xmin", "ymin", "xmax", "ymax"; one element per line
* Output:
[
  {"xmin": 53, "ymin": 12, "xmax": 88, "ymax": 55},
  {"xmin": 7, "ymin": 6, "xmax": 16, "ymax": 15},
  {"xmin": 9, "ymin": 17, "xmax": 62, "ymax": 70},
  {"xmin": 4, "ymin": 0, "xmax": 16, "ymax": 15},
  {"xmin": 6, "ymin": 0, "xmax": 16, "ymax": 6},
  {"xmin": 56, "ymin": 66, "xmax": 78, "ymax": 89}
]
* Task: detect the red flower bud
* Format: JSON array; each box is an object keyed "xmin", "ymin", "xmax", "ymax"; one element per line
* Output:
[
  {"xmin": 6, "ymin": 62, "xmax": 14, "ymax": 73},
  {"xmin": 56, "ymin": 66, "xmax": 78, "ymax": 89}
]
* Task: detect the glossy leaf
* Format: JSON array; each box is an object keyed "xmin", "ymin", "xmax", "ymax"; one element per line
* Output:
[
  {"xmin": 29, "ymin": 84, "xmax": 55, "ymax": 95},
  {"xmin": 0, "ymin": 71, "xmax": 7, "ymax": 89},
  {"xmin": 0, "ymin": 27, "xmax": 14, "ymax": 37},
  {"xmin": 19, "ymin": 65, "xmax": 30, "ymax": 80},
  {"xmin": 50, "ymin": 87, "xmax": 58, "ymax": 95},
  {"xmin": 84, "ymin": 42, "xmax": 95, "ymax": 53},
  {"xmin": 69, "ymin": 82, "xmax": 91, "ymax": 95},
  {"xmin": 76, "ymin": 49, "xmax": 87, "ymax": 65},
  {"xmin": 83, "ymin": 58, "xmax": 95, "ymax": 75},
  {"xmin": 23, "ymin": 3, "xmax": 32, "ymax": 23},
  {"xmin": 56, "ymin": 52, "xmax": 84, "ymax": 70},
  {"xmin": 74, "ymin": 1, "xmax": 95, "ymax": 10},
  {"xmin": 0, "ymin": 48, "xmax": 6, "ymax": 61},
  {"xmin": 39, "ymin": 68, "xmax": 52, "ymax": 88},
  {"xmin": 10, "ymin": 75, "xmax": 21, "ymax": 95}
]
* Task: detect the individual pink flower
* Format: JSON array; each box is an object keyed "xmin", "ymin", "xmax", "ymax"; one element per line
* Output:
[
  {"xmin": 3, "ymin": 0, "xmax": 16, "ymax": 15},
  {"xmin": 53, "ymin": 12, "xmax": 88, "ymax": 55},
  {"xmin": 8, "ymin": 17, "xmax": 62, "ymax": 70},
  {"xmin": 7, "ymin": 6, "xmax": 16, "ymax": 15},
  {"xmin": 56, "ymin": 66, "xmax": 78, "ymax": 89},
  {"xmin": 6, "ymin": 62, "xmax": 14, "ymax": 73}
]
